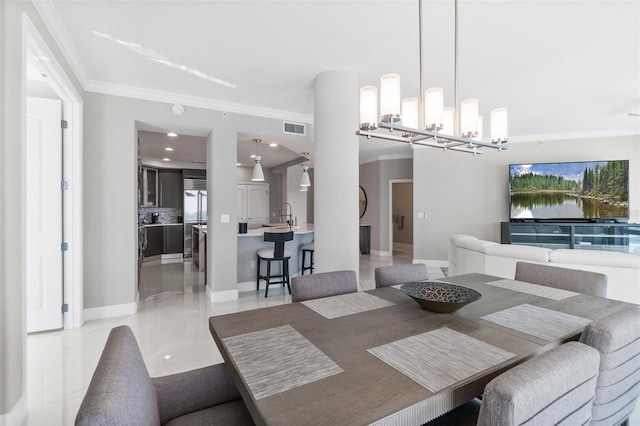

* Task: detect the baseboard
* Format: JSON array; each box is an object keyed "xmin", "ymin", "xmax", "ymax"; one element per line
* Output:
[
  {"xmin": 142, "ymin": 254, "xmax": 183, "ymax": 266},
  {"xmin": 0, "ymin": 396, "xmax": 26, "ymax": 426},
  {"xmin": 84, "ymin": 302, "xmax": 138, "ymax": 321},
  {"xmin": 237, "ymin": 273, "xmax": 300, "ymax": 293},
  {"xmin": 413, "ymin": 259, "xmax": 448, "ymax": 267},
  {"xmin": 370, "ymin": 250, "xmax": 392, "ymax": 257},
  {"xmin": 206, "ymin": 287, "xmax": 239, "ymax": 302},
  {"xmin": 393, "ymin": 243, "xmax": 413, "ymax": 254}
]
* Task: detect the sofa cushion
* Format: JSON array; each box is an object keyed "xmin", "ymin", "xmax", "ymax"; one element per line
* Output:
[
  {"xmin": 550, "ymin": 249, "xmax": 640, "ymax": 269},
  {"xmin": 449, "ymin": 234, "xmax": 477, "ymax": 244},
  {"xmin": 484, "ymin": 244, "xmax": 551, "ymax": 263},
  {"xmin": 164, "ymin": 400, "xmax": 253, "ymax": 426},
  {"xmin": 456, "ymin": 238, "xmax": 499, "ymax": 253}
]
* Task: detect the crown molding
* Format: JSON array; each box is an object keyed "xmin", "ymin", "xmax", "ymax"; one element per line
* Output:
[
  {"xmin": 508, "ymin": 129, "xmax": 640, "ymax": 143},
  {"xmin": 31, "ymin": 0, "xmax": 90, "ymax": 88},
  {"xmin": 85, "ymin": 80, "xmax": 315, "ymax": 125}
]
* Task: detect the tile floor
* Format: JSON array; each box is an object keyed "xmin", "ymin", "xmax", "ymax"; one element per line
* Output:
[{"xmin": 23, "ymin": 252, "xmax": 446, "ymax": 425}]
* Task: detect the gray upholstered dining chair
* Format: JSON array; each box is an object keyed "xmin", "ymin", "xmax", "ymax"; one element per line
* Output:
[
  {"xmin": 374, "ymin": 264, "xmax": 429, "ymax": 288},
  {"xmin": 514, "ymin": 261, "xmax": 607, "ymax": 297},
  {"xmin": 76, "ymin": 326, "xmax": 253, "ymax": 425},
  {"xmin": 427, "ymin": 341, "xmax": 601, "ymax": 426},
  {"xmin": 290, "ymin": 270, "xmax": 358, "ymax": 302},
  {"xmin": 580, "ymin": 306, "xmax": 640, "ymax": 426}
]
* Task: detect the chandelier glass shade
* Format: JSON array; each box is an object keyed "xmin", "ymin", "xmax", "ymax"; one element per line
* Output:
[{"xmin": 357, "ymin": 0, "xmax": 508, "ymax": 155}]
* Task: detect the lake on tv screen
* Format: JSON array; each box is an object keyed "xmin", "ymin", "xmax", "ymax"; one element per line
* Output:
[{"xmin": 509, "ymin": 161, "xmax": 629, "ymax": 219}]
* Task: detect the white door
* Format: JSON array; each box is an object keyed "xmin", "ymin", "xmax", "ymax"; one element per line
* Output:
[
  {"xmin": 26, "ymin": 97, "xmax": 63, "ymax": 332},
  {"xmin": 247, "ymin": 184, "xmax": 269, "ymax": 227}
]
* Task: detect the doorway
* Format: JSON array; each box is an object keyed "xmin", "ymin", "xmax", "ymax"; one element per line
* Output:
[
  {"xmin": 136, "ymin": 126, "xmax": 208, "ymax": 300},
  {"xmin": 389, "ymin": 180, "xmax": 413, "ymax": 255},
  {"xmin": 25, "ymin": 17, "xmax": 83, "ymax": 331}
]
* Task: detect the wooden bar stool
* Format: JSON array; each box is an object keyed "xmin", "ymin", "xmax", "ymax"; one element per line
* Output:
[
  {"xmin": 256, "ymin": 231, "xmax": 293, "ymax": 297},
  {"xmin": 301, "ymin": 242, "xmax": 314, "ymax": 275}
]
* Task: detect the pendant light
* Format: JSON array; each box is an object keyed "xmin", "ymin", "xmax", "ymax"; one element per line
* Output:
[
  {"xmin": 251, "ymin": 139, "xmax": 264, "ymax": 182},
  {"xmin": 299, "ymin": 152, "xmax": 311, "ymax": 187}
]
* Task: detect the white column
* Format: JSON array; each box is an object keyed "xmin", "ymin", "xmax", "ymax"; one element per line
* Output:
[
  {"xmin": 313, "ymin": 70, "xmax": 360, "ymax": 279},
  {"xmin": 206, "ymin": 126, "xmax": 239, "ymax": 302}
]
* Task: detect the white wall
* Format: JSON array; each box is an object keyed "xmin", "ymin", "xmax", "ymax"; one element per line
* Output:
[
  {"xmin": 413, "ymin": 136, "xmax": 640, "ymax": 262},
  {"xmin": 0, "ymin": 2, "xmax": 84, "ymax": 419}
]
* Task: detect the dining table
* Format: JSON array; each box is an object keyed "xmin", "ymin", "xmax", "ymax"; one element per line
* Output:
[{"xmin": 208, "ymin": 273, "xmax": 633, "ymax": 425}]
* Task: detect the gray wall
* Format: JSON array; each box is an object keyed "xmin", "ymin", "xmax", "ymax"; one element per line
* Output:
[
  {"xmin": 83, "ymin": 92, "xmax": 312, "ymax": 308},
  {"xmin": 359, "ymin": 158, "xmax": 413, "ymax": 253},
  {"xmin": 1, "ymin": 1, "xmax": 84, "ymax": 417},
  {"xmin": 413, "ymin": 136, "xmax": 640, "ymax": 261}
]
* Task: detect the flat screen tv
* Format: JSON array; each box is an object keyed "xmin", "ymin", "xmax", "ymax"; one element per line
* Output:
[{"xmin": 509, "ymin": 160, "xmax": 629, "ymax": 221}]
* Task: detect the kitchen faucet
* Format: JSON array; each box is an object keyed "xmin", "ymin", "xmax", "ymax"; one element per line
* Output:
[{"xmin": 279, "ymin": 203, "xmax": 293, "ymax": 228}]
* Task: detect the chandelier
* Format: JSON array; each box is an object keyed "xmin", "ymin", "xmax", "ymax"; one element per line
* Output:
[{"xmin": 357, "ymin": 0, "xmax": 508, "ymax": 155}]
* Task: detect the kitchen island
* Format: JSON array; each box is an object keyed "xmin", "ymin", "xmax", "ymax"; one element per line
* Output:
[{"xmin": 237, "ymin": 224, "xmax": 314, "ymax": 291}]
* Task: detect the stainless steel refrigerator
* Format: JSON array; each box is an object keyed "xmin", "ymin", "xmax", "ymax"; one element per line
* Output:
[{"xmin": 183, "ymin": 179, "xmax": 207, "ymax": 258}]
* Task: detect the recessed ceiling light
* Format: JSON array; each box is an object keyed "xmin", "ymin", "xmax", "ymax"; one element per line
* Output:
[
  {"xmin": 236, "ymin": 163, "xmax": 241, "ymax": 166},
  {"xmin": 164, "ymin": 355, "xmax": 171, "ymax": 360},
  {"xmin": 167, "ymin": 132, "xmax": 178, "ymax": 137},
  {"xmin": 250, "ymin": 154, "xmax": 256, "ymax": 158},
  {"xmin": 269, "ymin": 143, "xmax": 278, "ymax": 147},
  {"xmin": 163, "ymin": 158, "xmax": 171, "ymax": 161},
  {"xmin": 165, "ymin": 147, "xmax": 174, "ymax": 151}
]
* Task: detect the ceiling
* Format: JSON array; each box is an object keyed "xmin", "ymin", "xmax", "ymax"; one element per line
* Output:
[
  {"xmin": 137, "ymin": 129, "xmax": 304, "ymax": 169},
  {"xmin": 34, "ymin": 0, "xmax": 640, "ymax": 163}
]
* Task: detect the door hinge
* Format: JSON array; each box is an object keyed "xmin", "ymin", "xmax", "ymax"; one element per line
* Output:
[
  {"xmin": 61, "ymin": 120, "xmax": 68, "ymax": 129},
  {"xmin": 61, "ymin": 242, "xmax": 69, "ymax": 252},
  {"xmin": 61, "ymin": 303, "xmax": 69, "ymax": 314},
  {"xmin": 61, "ymin": 180, "xmax": 69, "ymax": 191}
]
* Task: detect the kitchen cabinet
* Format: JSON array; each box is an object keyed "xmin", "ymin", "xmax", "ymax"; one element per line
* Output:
[
  {"xmin": 159, "ymin": 169, "xmax": 182, "ymax": 208},
  {"xmin": 164, "ymin": 225, "xmax": 184, "ymax": 253},
  {"xmin": 145, "ymin": 226, "xmax": 163, "ymax": 257},
  {"xmin": 138, "ymin": 167, "xmax": 158, "ymax": 207},
  {"xmin": 237, "ymin": 183, "xmax": 269, "ymax": 228}
]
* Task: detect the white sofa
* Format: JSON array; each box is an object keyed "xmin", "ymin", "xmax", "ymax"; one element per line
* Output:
[{"xmin": 449, "ymin": 235, "xmax": 640, "ymax": 305}]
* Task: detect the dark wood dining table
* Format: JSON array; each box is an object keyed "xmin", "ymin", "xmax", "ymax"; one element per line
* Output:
[{"xmin": 209, "ymin": 273, "xmax": 632, "ymax": 425}]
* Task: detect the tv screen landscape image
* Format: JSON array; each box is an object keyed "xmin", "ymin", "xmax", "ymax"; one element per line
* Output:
[{"xmin": 509, "ymin": 160, "xmax": 629, "ymax": 221}]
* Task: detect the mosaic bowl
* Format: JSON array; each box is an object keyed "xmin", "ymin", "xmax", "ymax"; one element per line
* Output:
[{"xmin": 400, "ymin": 281, "xmax": 481, "ymax": 313}]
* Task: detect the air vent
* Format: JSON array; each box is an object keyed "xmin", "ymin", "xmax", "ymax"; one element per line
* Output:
[{"xmin": 283, "ymin": 121, "xmax": 306, "ymax": 136}]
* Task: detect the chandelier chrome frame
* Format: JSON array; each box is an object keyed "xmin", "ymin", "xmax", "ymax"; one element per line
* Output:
[{"xmin": 356, "ymin": 0, "xmax": 508, "ymax": 155}]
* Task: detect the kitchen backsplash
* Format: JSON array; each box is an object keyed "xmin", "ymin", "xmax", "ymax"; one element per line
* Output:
[{"xmin": 138, "ymin": 207, "xmax": 182, "ymax": 224}]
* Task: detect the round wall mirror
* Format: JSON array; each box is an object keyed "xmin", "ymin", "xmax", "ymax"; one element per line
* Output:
[{"xmin": 359, "ymin": 186, "xmax": 367, "ymax": 218}]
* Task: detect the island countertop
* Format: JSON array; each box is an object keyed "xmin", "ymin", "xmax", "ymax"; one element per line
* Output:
[{"xmin": 238, "ymin": 223, "xmax": 314, "ymax": 237}]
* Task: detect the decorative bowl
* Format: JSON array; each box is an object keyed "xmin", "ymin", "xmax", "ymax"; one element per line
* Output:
[{"xmin": 400, "ymin": 281, "xmax": 481, "ymax": 313}]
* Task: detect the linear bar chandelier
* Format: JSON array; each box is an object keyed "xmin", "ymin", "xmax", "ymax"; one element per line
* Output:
[{"xmin": 357, "ymin": 0, "xmax": 508, "ymax": 155}]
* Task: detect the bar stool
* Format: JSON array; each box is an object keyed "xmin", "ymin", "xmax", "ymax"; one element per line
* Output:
[
  {"xmin": 256, "ymin": 231, "xmax": 294, "ymax": 297},
  {"xmin": 301, "ymin": 242, "xmax": 315, "ymax": 275}
]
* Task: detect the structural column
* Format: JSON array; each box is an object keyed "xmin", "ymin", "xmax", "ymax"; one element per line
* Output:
[
  {"xmin": 206, "ymin": 125, "xmax": 239, "ymax": 301},
  {"xmin": 313, "ymin": 70, "xmax": 360, "ymax": 278}
]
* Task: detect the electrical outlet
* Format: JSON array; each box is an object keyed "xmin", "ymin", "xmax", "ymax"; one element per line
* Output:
[{"xmin": 250, "ymin": 260, "xmax": 255, "ymax": 269}]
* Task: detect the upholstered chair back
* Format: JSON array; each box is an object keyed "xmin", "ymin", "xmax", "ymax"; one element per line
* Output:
[
  {"xmin": 291, "ymin": 270, "xmax": 357, "ymax": 302},
  {"xmin": 580, "ymin": 306, "xmax": 640, "ymax": 426},
  {"xmin": 477, "ymin": 341, "xmax": 600, "ymax": 426},
  {"xmin": 514, "ymin": 261, "xmax": 607, "ymax": 297},
  {"xmin": 374, "ymin": 264, "xmax": 429, "ymax": 288}
]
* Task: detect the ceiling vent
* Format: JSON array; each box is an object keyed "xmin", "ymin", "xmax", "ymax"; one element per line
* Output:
[{"xmin": 283, "ymin": 121, "xmax": 306, "ymax": 136}]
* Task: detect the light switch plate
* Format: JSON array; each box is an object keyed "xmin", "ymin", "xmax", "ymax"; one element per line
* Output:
[
  {"xmin": 418, "ymin": 212, "xmax": 425, "ymax": 219},
  {"xmin": 221, "ymin": 214, "xmax": 230, "ymax": 223}
]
